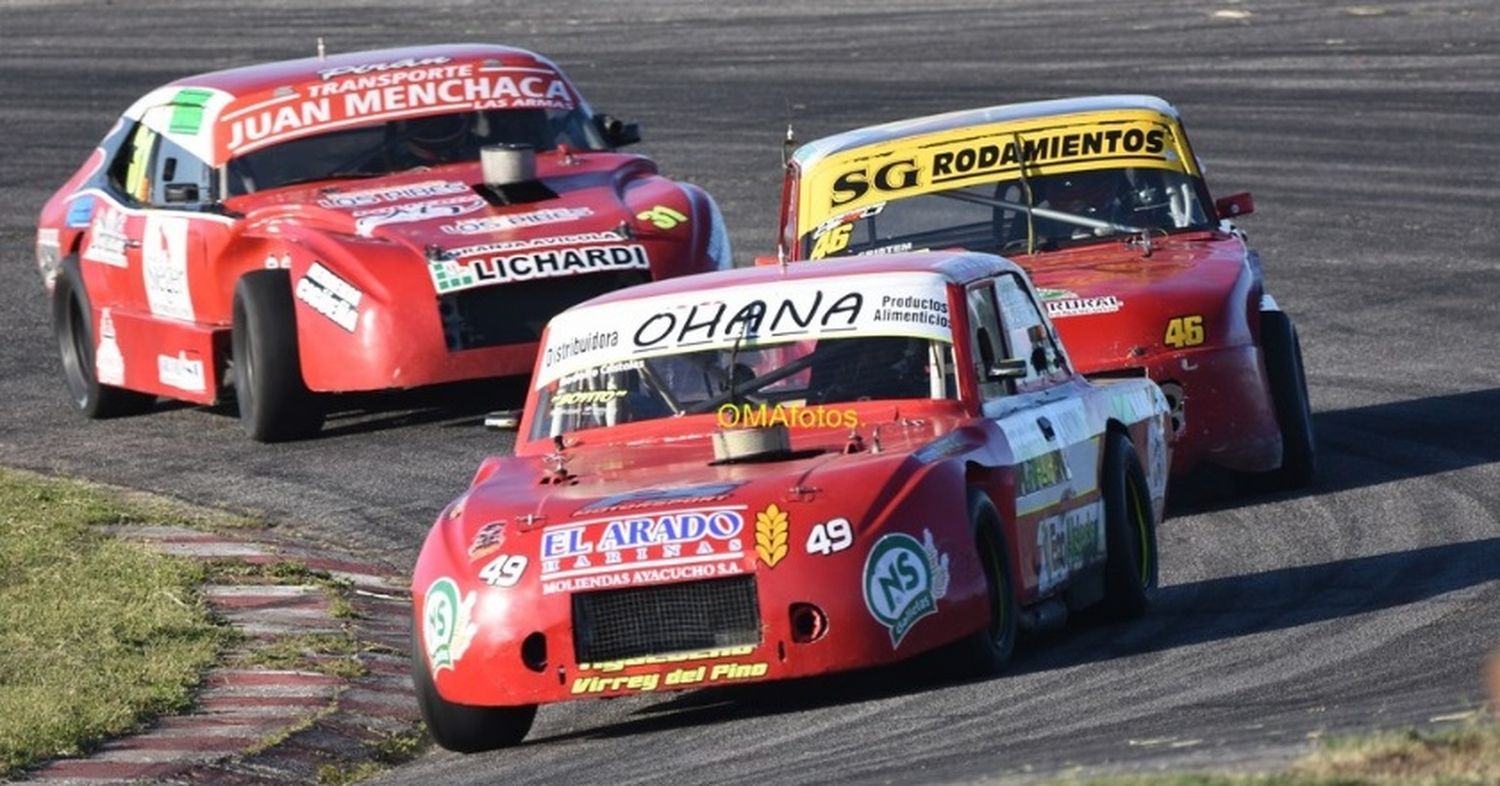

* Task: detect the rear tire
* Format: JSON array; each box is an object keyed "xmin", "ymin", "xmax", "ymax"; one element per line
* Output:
[
  {"xmin": 231, "ymin": 270, "xmax": 324, "ymax": 442},
  {"xmin": 51, "ymin": 256, "xmax": 155, "ymax": 418},
  {"xmin": 939, "ymin": 488, "xmax": 1019, "ymax": 678},
  {"xmin": 1260, "ymin": 310, "xmax": 1316, "ymax": 489},
  {"xmin": 410, "ymin": 619, "xmax": 536, "ymax": 752},
  {"xmin": 1099, "ymin": 431, "xmax": 1158, "ymax": 619}
]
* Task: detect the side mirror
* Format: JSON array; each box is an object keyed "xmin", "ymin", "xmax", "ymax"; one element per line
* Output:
[
  {"xmin": 1215, "ymin": 192, "xmax": 1254, "ymax": 219},
  {"xmin": 483, "ymin": 409, "xmax": 522, "ymax": 431},
  {"xmin": 595, "ymin": 114, "xmax": 642, "ymax": 148},
  {"xmin": 987, "ymin": 357, "xmax": 1029, "ymax": 381},
  {"xmin": 163, "ymin": 183, "xmax": 200, "ymax": 204}
]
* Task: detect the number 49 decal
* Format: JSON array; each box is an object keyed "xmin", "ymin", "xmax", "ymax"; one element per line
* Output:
[
  {"xmin": 1164, "ymin": 315, "xmax": 1205, "ymax": 348},
  {"xmin": 806, "ymin": 518, "xmax": 854, "ymax": 555},
  {"xmin": 479, "ymin": 554, "xmax": 528, "ymax": 587}
]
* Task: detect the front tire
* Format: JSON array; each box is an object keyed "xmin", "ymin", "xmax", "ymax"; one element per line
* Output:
[
  {"xmin": 1260, "ymin": 310, "xmax": 1316, "ymax": 489},
  {"xmin": 231, "ymin": 270, "xmax": 324, "ymax": 442},
  {"xmin": 410, "ymin": 619, "xmax": 536, "ymax": 752},
  {"xmin": 940, "ymin": 488, "xmax": 1020, "ymax": 678},
  {"xmin": 51, "ymin": 256, "xmax": 154, "ymax": 418},
  {"xmin": 1098, "ymin": 431, "xmax": 1158, "ymax": 619}
]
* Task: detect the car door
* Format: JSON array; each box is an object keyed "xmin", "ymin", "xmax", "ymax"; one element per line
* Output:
[
  {"xmin": 971, "ymin": 275, "xmax": 1104, "ymax": 598},
  {"xmin": 135, "ymin": 104, "xmax": 221, "ymax": 325},
  {"xmin": 82, "ymin": 103, "xmax": 230, "ymax": 398},
  {"xmin": 88, "ymin": 106, "xmax": 218, "ymax": 325}
]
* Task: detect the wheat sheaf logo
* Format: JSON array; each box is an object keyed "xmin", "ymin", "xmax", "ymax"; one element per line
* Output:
[{"xmin": 755, "ymin": 503, "xmax": 789, "ymax": 568}]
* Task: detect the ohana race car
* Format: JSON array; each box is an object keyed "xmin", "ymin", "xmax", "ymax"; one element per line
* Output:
[
  {"xmin": 411, "ymin": 250, "xmax": 1171, "ymax": 751},
  {"xmin": 33, "ymin": 44, "xmax": 729, "ymax": 441},
  {"xmin": 779, "ymin": 95, "xmax": 1313, "ymax": 487}
]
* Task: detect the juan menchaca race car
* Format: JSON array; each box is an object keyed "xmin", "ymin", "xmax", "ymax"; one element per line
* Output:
[
  {"xmin": 410, "ymin": 250, "xmax": 1171, "ymax": 751},
  {"xmin": 33, "ymin": 44, "xmax": 730, "ymax": 441},
  {"xmin": 779, "ymin": 95, "xmax": 1313, "ymax": 487}
]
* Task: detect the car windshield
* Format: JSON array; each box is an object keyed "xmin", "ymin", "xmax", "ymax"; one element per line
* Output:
[
  {"xmin": 804, "ymin": 167, "xmax": 1213, "ymax": 259},
  {"xmin": 226, "ymin": 107, "xmax": 607, "ymax": 195},
  {"xmin": 530, "ymin": 335, "xmax": 957, "ymax": 439}
]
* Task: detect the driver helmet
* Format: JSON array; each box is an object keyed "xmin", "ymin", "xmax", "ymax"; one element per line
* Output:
[
  {"xmin": 1043, "ymin": 172, "xmax": 1116, "ymax": 215},
  {"xmin": 403, "ymin": 112, "xmax": 471, "ymax": 155},
  {"xmin": 1125, "ymin": 170, "xmax": 1171, "ymax": 213}
]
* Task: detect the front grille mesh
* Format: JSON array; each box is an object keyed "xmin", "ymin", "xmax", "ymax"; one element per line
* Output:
[{"xmin": 572, "ymin": 575, "xmax": 761, "ymax": 663}]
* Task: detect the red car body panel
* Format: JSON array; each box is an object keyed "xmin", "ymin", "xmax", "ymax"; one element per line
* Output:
[
  {"xmin": 411, "ymin": 252, "xmax": 1171, "ymax": 707},
  {"xmin": 34, "ymin": 44, "xmax": 727, "ymax": 405},
  {"xmin": 778, "ymin": 96, "xmax": 1292, "ymax": 475}
]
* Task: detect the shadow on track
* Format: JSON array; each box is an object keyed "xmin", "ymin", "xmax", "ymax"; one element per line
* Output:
[
  {"xmin": 523, "ymin": 535, "xmax": 1500, "ymax": 745},
  {"xmin": 1171, "ymin": 386, "xmax": 1500, "ymax": 515},
  {"xmin": 316, "ymin": 376, "xmax": 530, "ymax": 439},
  {"xmin": 144, "ymin": 376, "xmax": 531, "ymax": 439}
]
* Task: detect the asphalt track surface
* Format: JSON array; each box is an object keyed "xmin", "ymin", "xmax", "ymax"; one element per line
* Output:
[{"xmin": 1, "ymin": 1, "xmax": 1497, "ymax": 783}]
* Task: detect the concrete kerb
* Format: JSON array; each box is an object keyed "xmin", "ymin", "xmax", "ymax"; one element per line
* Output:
[{"xmin": 24, "ymin": 524, "xmax": 423, "ymax": 785}]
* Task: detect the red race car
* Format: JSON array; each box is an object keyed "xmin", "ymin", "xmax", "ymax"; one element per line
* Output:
[
  {"xmin": 410, "ymin": 250, "xmax": 1171, "ymax": 751},
  {"xmin": 779, "ymin": 96, "xmax": 1313, "ymax": 487},
  {"xmin": 33, "ymin": 44, "xmax": 730, "ymax": 441}
]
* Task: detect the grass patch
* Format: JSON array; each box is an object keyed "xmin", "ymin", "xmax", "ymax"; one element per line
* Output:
[
  {"xmin": 1062, "ymin": 717, "xmax": 1500, "ymax": 785},
  {"xmin": 1292, "ymin": 720, "xmax": 1500, "ymax": 784},
  {"xmin": 0, "ymin": 469, "xmax": 228, "ymax": 778}
]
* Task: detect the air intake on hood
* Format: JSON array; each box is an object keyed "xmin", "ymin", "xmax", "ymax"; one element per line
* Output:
[
  {"xmin": 476, "ymin": 144, "xmax": 555, "ymax": 205},
  {"xmin": 713, "ymin": 425, "xmax": 791, "ymax": 463}
]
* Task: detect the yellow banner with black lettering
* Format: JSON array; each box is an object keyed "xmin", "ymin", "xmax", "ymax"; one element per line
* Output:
[{"xmin": 798, "ymin": 109, "xmax": 1197, "ymax": 235}]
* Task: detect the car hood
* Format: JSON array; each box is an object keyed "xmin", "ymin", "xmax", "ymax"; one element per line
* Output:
[
  {"xmin": 1020, "ymin": 231, "xmax": 1244, "ymax": 306},
  {"xmin": 234, "ymin": 151, "xmax": 654, "ymax": 256},
  {"xmin": 429, "ymin": 416, "xmax": 968, "ymax": 571}
]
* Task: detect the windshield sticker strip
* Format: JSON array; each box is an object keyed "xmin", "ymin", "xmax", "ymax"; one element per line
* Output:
[
  {"xmin": 219, "ymin": 63, "xmax": 577, "ymax": 160},
  {"xmin": 799, "ymin": 110, "xmax": 1195, "ymax": 233},
  {"xmin": 534, "ymin": 272, "xmax": 954, "ymax": 388}
]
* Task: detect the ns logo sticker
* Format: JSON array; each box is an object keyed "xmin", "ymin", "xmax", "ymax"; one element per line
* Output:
[
  {"xmin": 423, "ymin": 577, "xmax": 478, "ymax": 675},
  {"xmin": 829, "ymin": 157, "xmax": 920, "ymax": 207},
  {"xmin": 862, "ymin": 530, "xmax": 950, "ymax": 648}
]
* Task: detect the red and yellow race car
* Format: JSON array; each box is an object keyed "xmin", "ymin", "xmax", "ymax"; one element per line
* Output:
[
  {"xmin": 33, "ymin": 44, "xmax": 729, "ymax": 441},
  {"xmin": 778, "ymin": 96, "xmax": 1313, "ymax": 487},
  {"xmin": 410, "ymin": 250, "xmax": 1171, "ymax": 751}
]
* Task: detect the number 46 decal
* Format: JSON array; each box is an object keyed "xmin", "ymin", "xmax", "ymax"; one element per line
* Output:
[
  {"xmin": 1164, "ymin": 315, "xmax": 1205, "ymax": 348},
  {"xmin": 479, "ymin": 554, "xmax": 528, "ymax": 587},
  {"xmin": 806, "ymin": 518, "xmax": 854, "ymax": 555}
]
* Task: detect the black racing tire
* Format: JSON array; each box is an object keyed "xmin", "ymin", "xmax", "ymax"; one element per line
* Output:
[
  {"xmin": 231, "ymin": 270, "xmax": 324, "ymax": 442},
  {"xmin": 939, "ymin": 488, "xmax": 1020, "ymax": 678},
  {"xmin": 1098, "ymin": 431, "xmax": 1159, "ymax": 620},
  {"xmin": 51, "ymin": 255, "xmax": 155, "ymax": 418},
  {"xmin": 410, "ymin": 619, "xmax": 537, "ymax": 752},
  {"xmin": 1259, "ymin": 310, "xmax": 1316, "ymax": 489}
]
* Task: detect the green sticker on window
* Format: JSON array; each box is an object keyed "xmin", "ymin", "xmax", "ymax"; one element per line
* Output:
[{"xmin": 169, "ymin": 88, "xmax": 213, "ymax": 135}]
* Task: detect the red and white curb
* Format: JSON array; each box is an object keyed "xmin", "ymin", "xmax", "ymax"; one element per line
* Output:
[{"xmin": 24, "ymin": 525, "xmax": 420, "ymax": 785}]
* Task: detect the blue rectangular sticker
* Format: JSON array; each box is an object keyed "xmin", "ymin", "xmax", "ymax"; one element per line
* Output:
[{"xmin": 65, "ymin": 196, "xmax": 95, "ymax": 228}]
